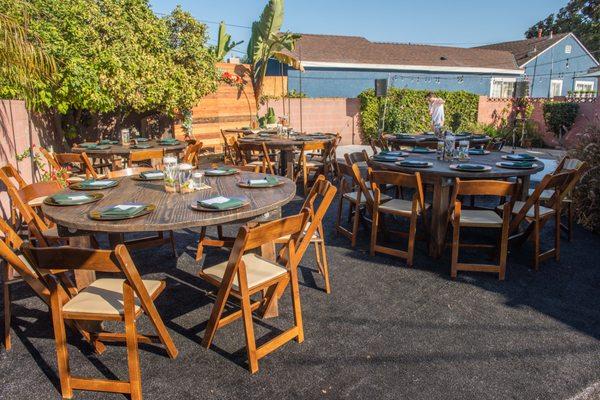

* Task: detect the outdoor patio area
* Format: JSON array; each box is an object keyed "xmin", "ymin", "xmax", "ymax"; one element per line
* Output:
[{"xmin": 1, "ymin": 172, "xmax": 599, "ymax": 399}]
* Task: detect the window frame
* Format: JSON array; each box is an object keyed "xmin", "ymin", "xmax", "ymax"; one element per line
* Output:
[
  {"xmin": 550, "ymin": 79, "xmax": 563, "ymax": 98},
  {"xmin": 574, "ymin": 80, "xmax": 594, "ymax": 93},
  {"xmin": 489, "ymin": 77, "xmax": 516, "ymax": 98}
]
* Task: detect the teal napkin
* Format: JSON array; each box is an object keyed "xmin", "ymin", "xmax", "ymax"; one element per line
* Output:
[
  {"xmin": 99, "ymin": 139, "xmax": 118, "ymax": 145},
  {"xmin": 206, "ymin": 167, "xmax": 237, "ymax": 175},
  {"xmin": 469, "ymin": 148, "xmax": 486, "ymax": 155},
  {"xmin": 159, "ymin": 138, "xmax": 179, "ymax": 145},
  {"xmin": 135, "ymin": 137, "xmax": 149, "ymax": 142},
  {"xmin": 132, "ymin": 143, "xmax": 152, "ymax": 149},
  {"xmin": 503, "ymin": 161, "xmax": 534, "ymax": 168},
  {"xmin": 79, "ymin": 179, "xmax": 116, "ymax": 188},
  {"xmin": 379, "ymin": 150, "xmax": 404, "ymax": 156},
  {"xmin": 396, "ymin": 134, "xmax": 413, "ymax": 138},
  {"xmin": 78, "ymin": 142, "xmax": 96, "ymax": 148},
  {"xmin": 400, "ymin": 160, "xmax": 429, "ymax": 167},
  {"xmin": 140, "ymin": 170, "xmax": 164, "ymax": 179},
  {"xmin": 100, "ymin": 204, "xmax": 146, "ymax": 217},
  {"xmin": 506, "ymin": 154, "xmax": 535, "ymax": 161},
  {"xmin": 373, "ymin": 155, "xmax": 399, "ymax": 162},
  {"xmin": 86, "ymin": 144, "xmax": 111, "ymax": 150},
  {"xmin": 411, "ymin": 147, "xmax": 430, "ymax": 153},
  {"xmin": 51, "ymin": 193, "xmax": 92, "ymax": 205},
  {"xmin": 456, "ymin": 163, "xmax": 485, "ymax": 171},
  {"xmin": 246, "ymin": 176, "xmax": 279, "ymax": 187},
  {"xmin": 199, "ymin": 196, "xmax": 243, "ymax": 210}
]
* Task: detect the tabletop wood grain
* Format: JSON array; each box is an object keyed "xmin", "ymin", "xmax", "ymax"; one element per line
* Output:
[{"xmin": 42, "ymin": 172, "xmax": 296, "ymax": 233}]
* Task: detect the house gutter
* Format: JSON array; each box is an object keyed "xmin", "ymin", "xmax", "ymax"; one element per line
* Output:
[{"xmin": 298, "ymin": 61, "xmax": 524, "ymax": 75}]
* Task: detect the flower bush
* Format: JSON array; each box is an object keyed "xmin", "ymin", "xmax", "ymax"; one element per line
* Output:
[
  {"xmin": 16, "ymin": 145, "xmax": 69, "ymax": 187},
  {"xmin": 220, "ymin": 71, "xmax": 245, "ymax": 89}
]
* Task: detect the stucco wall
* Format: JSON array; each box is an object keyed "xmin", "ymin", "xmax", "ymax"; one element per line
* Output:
[
  {"xmin": 525, "ymin": 35, "xmax": 598, "ymax": 98},
  {"xmin": 259, "ymin": 98, "xmax": 361, "ymax": 145}
]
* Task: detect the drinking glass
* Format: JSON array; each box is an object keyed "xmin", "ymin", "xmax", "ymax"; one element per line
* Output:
[
  {"xmin": 192, "ymin": 171, "xmax": 204, "ymax": 189},
  {"xmin": 163, "ymin": 156, "xmax": 178, "ymax": 193},
  {"xmin": 458, "ymin": 140, "xmax": 470, "ymax": 161},
  {"xmin": 178, "ymin": 163, "xmax": 194, "ymax": 193}
]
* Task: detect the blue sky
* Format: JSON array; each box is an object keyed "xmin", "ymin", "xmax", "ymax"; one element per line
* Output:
[{"xmin": 150, "ymin": 0, "xmax": 568, "ymax": 55}]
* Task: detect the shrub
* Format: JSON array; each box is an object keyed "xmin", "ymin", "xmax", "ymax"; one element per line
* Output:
[
  {"xmin": 568, "ymin": 116, "xmax": 600, "ymax": 233},
  {"xmin": 358, "ymin": 88, "xmax": 479, "ymax": 142},
  {"xmin": 542, "ymin": 102, "xmax": 579, "ymax": 136}
]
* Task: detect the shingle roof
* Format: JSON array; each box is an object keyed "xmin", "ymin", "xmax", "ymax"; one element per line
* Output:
[
  {"xmin": 287, "ymin": 34, "xmax": 521, "ymax": 71},
  {"xmin": 476, "ymin": 33, "xmax": 570, "ymax": 66}
]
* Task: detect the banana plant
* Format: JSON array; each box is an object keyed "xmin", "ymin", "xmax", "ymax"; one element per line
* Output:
[
  {"xmin": 211, "ymin": 21, "xmax": 243, "ymax": 62},
  {"xmin": 247, "ymin": 0, "xmax": 303, "ymax": 103}
]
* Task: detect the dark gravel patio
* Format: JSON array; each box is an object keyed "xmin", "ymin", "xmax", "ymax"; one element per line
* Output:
[{"xmin": 1, "ymin": 191, "xmax": 599, "ymax": 400}]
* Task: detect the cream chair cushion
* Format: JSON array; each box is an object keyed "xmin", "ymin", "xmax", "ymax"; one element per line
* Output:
[
  {"xmin": 27, "ymin": 196, "xmax": 48, "ymax": 207},
  {"xmin": 497, "ymin": 201, "xmax": 555, "ymax": 218},
  {"xmin": 342, "ymin": 190, "xmax": 391, "ymax": 204},
  {"xmin": 62, "ymin": 278, "xmax": 162, "ymax": 316},
  {"xmin": 201, "ymin": 253, "xmax": 287, "ymax": 291},
  {"xmin": 453, "ymin": 209, "xmax": 503, "ymax": 228},
  {"xmin": 379, "ymin": 198, "xmax": 430, "ymax": 214}
]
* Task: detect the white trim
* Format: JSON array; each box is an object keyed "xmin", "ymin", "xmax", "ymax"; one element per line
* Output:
[
  {"xmin": 299, "ymin": 60, "xmax": 524, "ymax": 75},
  {"xmin": 521, "ymin": 33, "xmax": 599, "ymax": 67},
  {"xmin": 489, "ymin": 77, "xmax": 517, "ymax": 98},
  {"xmin": 550, "ymin": 79, "xmax": 563, "ymax": 97}
]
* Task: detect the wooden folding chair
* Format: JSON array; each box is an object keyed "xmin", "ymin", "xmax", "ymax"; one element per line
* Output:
[
  {"xmin": 54, "ymin": 152, "xmax": 105, "ymax": 181},
  {"xmin": 294, "ymin": 141, "xmax": 327, "ymax": 195},
  {"xmin": 527, "ymin": 157, "xmax": 588, "ymax": 241},
  {"xmin": 182, "ymin": 142, "xmax": 203, "ymax": 166},
  {"xmin": 366, "ymin": 169, "xmax": 430, "ymax": 267},
  {"xmin": 6, "ymin": 181, "xmax": 64, "ymax": 246},
  {"xmin": 23, "ymin": 244, "xmax": 178, "ymax": 400},
  {"xmin": 448, "ymin": 179, "xmax": 515, "ymax": 280},
  {"xmin": 199, "ymin": 210, "xmax": 310, "ymax": 373},
  {"xmin": 0, "ymin": 164, "xmax": 28, "ymax": 226},
  {"xmin": 39, "ymin": 147, "xmax": 62, "ymax": 171},
  {"xmin": 221, "ymin": 129, "xmax": 239, "ymax": 164},
  {"xmin": 500, "ymin": 170, "xmax": 576, "ymax": 270},
  {"xmin": 128, "ymin": 148, "xmax": 165, "ymax": 168},
  {"xmin": 369, "ymin": 137, "xmax": 389, "ymax": 153},
  {"xmin": 236, "ymin": 141, "xmax": 276, "ymax": 175},
  {"xmin": 106, "ymin": 167, "xmax": 154, "ymax": 179},
  {"xmin": 1, "ymin": 219, "xmax": 105, "ymax": 354},
  {"xmin": 275, "ymin": 175, "xmax": 337, "ymax": 293}
]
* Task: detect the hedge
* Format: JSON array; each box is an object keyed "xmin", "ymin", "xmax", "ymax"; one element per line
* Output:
[
  {"xmin": 542, "ymin": 102, "xmax": 579, "ymax": 136},
  {"xmin": 358, "ymin": 88, "xmax": 479, "ymax": 141}
]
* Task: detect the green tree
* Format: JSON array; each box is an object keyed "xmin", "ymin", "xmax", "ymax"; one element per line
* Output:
[
  {"xmin": 0, "ymin": 0, "xmax": 217, "ymax": 141},
  {"xmin": 0, "ymin": 0, "xmax": 55, "ymax": 104},
  {"xmin": 247, "ymin": 0, "xmax": 302, "ymax": 103},
  {"xmin": 525, "ymin": 0, "xmax": 599, "ymax": 52}
]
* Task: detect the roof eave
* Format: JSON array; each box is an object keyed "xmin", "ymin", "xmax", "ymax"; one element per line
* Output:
[{"xmin": 298, "ymin": 61, "xmax": 524, "ymax": 75}]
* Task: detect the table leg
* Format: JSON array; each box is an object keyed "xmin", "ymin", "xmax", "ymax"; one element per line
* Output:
[
  {"xmin": 69, "ymin": 235, "xmax": 96, "ymax": 290},
  {"xmin": 280, "ymin": 149, "xmax": 295, "ymax": 179},
  {"xmin": 520, "ymin": 175, "xmax": 531, "ymax": 201},
  {"xmin": 429, "ymin": 177, "xmax": 451, "ymax": 258}
]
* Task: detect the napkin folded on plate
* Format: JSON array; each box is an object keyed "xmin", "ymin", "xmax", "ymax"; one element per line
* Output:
[
  {"xmin": 80, "ymin": 179, "xmax": 115, "ymax": 188},
  {"xmin": 373, "ymin": 155, "xmax": 400, "ymax": 162},
  {"xmin": 140, "ymin": 170, "xmax": 164, "ymax": 179},
  {"xmin": 159, "ymin": 138, "xmax": 179, "ymax": 144},
  {"xmin": 379, "ymin": 150, "xmax": 404, "ymax": 156},
  {"xmin": 207, "ymin": 166, "xmax": 237, "ymax": 174},
  {"xmin": 135, "ymin": 137, "xmax": 149, "ymax": 142},
  {"xmin": 51, "ymin": 194, "xmax": 91, "ymax": 205},
  {"xmin": 400, "ymin": 160, "xmax": 429, "ymax": 167},
  {"xmin": 411, "ymin": 147, "xmax": 431, "ymax": 153},
  {"xmin": 469, "ymin": 148, "xmax": 486, "ymax": 155},
  {"xmin": 457, "ymin": 163, "xmax": 486, "ymax": 171},
  {"xmin": 100, "ymin": 204, "xmax": 145, "ymax": 217},
  {"xmin": 133, "ymin": 143, "xmax": 152, "ymax": 149},
  {"xmin": 99, "ymin": 139, "xmax": 117, "ymax": 145},
  {"xmin": 198, "ymin": 196, "xmax": 243, "ymax": 210},
  {"xmin": 503, "ymin": 161, "xmax": 534, "ymax": 168},
  {"xmin": 246, "ymin": 176, "xmax": 279, "ymax": 187},
  {"xmin": 506, "ymin": 154, "xmax": 535, "ymax": 161},
  {"xmin": 86, "ymin": 144, "xmax": 111, "ymax": 150}
]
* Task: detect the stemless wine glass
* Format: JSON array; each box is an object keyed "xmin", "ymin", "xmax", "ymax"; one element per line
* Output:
[
  {"xmin": 458, "ymin": 140, "xmax": 470, "ymax": 161},
  {"xmin": 193, "ymin": 171, "xmax": 205, "ymax": 189},
  {"xmin": 178, "ymin": 163, "xmax": 194, "ymax": 193},
  {"xmin": 163, "ymin": 156, "xmax": 178, "ymax": 193}
]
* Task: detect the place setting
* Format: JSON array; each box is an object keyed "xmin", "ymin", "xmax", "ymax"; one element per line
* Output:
[
  {"xmin": 158, "ymin": 138, "xmax": 180, "ymax": 146},
  {"xmin": 237, "ymin": 175, "xmax": 283, "ymax": 188},
  {"xmin": 502, "ymin": 153, "xmax": 538, "ymax": 161},
  {"xmin": 449, "ymin": 163, "xmax": 492, "ymax": 172},
  {"xmin": 408, "ymin": 146, "xmax": 435, "ymax": 154},
  {"xmin": 69, "ymin": 179, "xmax": 119, "ymax": 190},
  {"xmin": 131, "ymin": 169, "xmax": 165, "ymax": 181},
  {"xmin": 496, "ymin": 160, "xmax": 538, "ymax": 169},
  {"xmin": 204, "ymin": 165, "xmax": 240, "ymax": 176},
  {"xmin": 131, "ymin": 142, "xmax": 153, "ymax": 149},
  {"xmin": 43, "ymin": 192, "xmax": 104, "ymax": 206},
  {"xmin": 191, "ymin": 195, "xmax": 250, "ymax": 212},
  {"xmin": 372, "ymin": 151, "xmax": 406, "ymax": 163},
  {"xmin": 89, "ymin": 203, "xmax": 155, "ymax": 221},
  {"xmin": 395, "ymin": 159, "xmax": 433, "ymax": 168},
  {"xmin": 468, "ymin": 147, "xmax": 490, "ymax": 155},
  {"xmin": 99, "ymin": 139, "xmax": 119, "ymax": 145}
]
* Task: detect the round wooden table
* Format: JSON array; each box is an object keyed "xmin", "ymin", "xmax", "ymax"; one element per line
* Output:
[
  {"xmin": 238, "ymin": 134, "xmax": 336, "ymax": 178},
  {"xmin": 371, "ymin": 151, "xmax": 544, "ymax": 258},
  {"xmin": 72, "ymin": 140, "xmax": 187, "ymax": 169},
  {"xmin": 42, "ymin": 171, "xmax": 296, "ymax": 317},
  {"xmin": 386, "ymin": 133, "xmax": 491, "ymax": 148}
]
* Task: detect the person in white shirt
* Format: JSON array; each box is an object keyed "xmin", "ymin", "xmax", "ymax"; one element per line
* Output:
[{"xmin": 427, "ymin": 92, "xmax": 445, "ymax": 136}]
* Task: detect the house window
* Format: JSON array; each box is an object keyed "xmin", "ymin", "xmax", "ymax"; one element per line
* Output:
[
  {"xmin": 565, "ymin": 45, "xmax": 572, "ymax": 54},
  {"xmin": 574, "ymin": 80, "xmax": 594, "ymax": 94},
  {"xmin": 490, "ymin": 78, "xmax": 516, "ymax": 98},
  {"xmin": 550, "ymin": 80, "xmax": 563, "ymax": 97}
]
